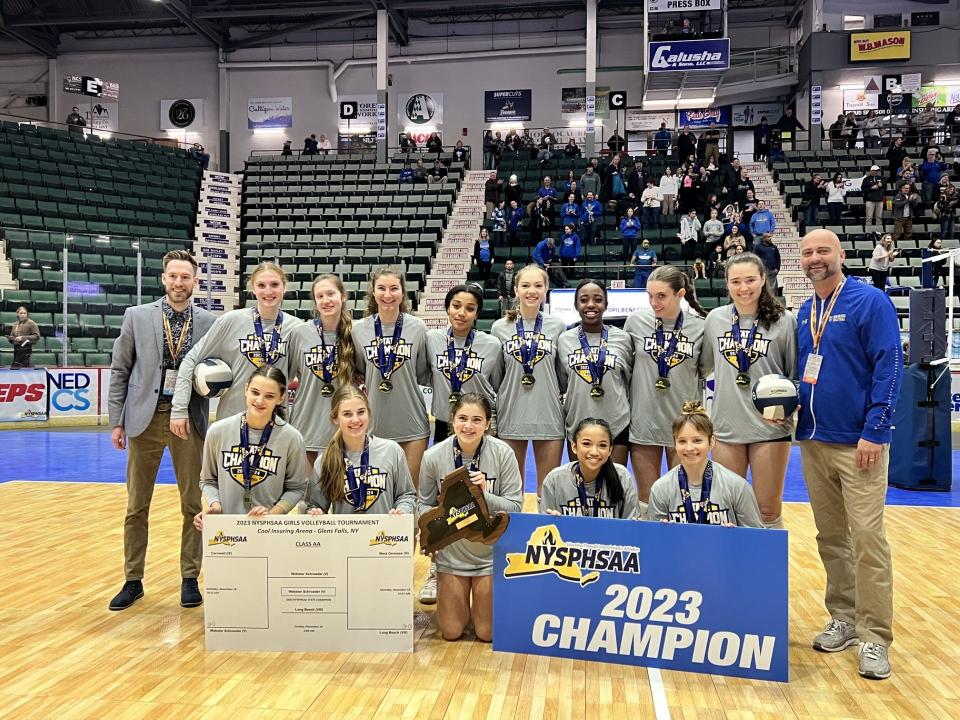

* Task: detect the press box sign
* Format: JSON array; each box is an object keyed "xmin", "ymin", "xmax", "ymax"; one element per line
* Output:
[
  {"xmin": 648, "ymin": 0, "xmax": 721, "ymax": 11},
  {"xmin": 648, "ymin": 38, "xmax": 730, "ymax": 72}
]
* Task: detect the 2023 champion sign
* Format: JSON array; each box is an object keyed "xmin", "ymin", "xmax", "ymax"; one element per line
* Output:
[
  {"xmin": 648, "ymin": 38, "xmax": 731, "ymax": 72},
  {"xmin": 492, "ymin": 513, "xmax": 788, "ymax": 682}
]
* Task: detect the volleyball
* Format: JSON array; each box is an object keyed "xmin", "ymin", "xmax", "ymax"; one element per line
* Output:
[
  {"xmin": 193, "ymin": 358, "xmax": 233, "ymax": 398},
  {"xmin": 751, "ymin": 374, "xmax": 799, "ymax": 421}
]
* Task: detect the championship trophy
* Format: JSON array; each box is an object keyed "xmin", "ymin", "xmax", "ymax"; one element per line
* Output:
[{"xmin": 418, "ymin": 466, "xmax": 511, "ymax": 553}]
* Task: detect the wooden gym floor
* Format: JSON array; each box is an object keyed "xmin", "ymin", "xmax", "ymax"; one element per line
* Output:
[{"xmin": 0, "ymin": 481, "xmax": 957, "ymax": 720}]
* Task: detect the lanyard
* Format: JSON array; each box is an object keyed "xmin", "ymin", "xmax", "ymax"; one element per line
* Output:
[
  {"xmin": 808, "ymin": 278, "xmax": 846, "ymax": 352},
  {"xmin": 344, "ymin": 436, "xmax": 371, "ymax": 510},
  {"xmin": 162, "ymin": 307, "xmax": 192, "ymax": 366},
  {"xmin": 453, "ymin": 437, "xmax": 483, "ymax": 473},
  {"xmin": 655, "ymin": 314, "xmax": 683, "ymax": 380},
  {"xmin": 578, "ymin": 325, "xmax": 608, "ymax": 389},
  {"xmin": 374, "ymin": 313, "xmax": 404, "ymax": 381},
  {"xmin": 730, "ymin": 307, "xmax": 760, "ymax": 374},
  {"xmin": 240, "ymin": 414, "xmax": 274, "ymax": 501},
  {"xmin": 574, "ymin": 463, "xmax": 603, "ymax": 517},
  {"xmin": 313, "ymin": 319, "xmax": 338, "ymax": 383},
  {"xmin": 447, "ymin": 328, "xmax": 475, "ymax": 394},
  {"xmin": 515, "ymin": 312, "xmax": 543, "ymax": 376},
  {"xmin": 677, "ymin": 461, "xmax": 714, "ymax": 525},
  {"xmin": 252, "ymin": 308, "xmax": 284, "ymax": 367}
]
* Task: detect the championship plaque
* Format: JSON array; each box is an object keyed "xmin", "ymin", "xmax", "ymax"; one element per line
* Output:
[{"xmin": 418, "ymin": 466, "xmax": 511, "ymax": 554}]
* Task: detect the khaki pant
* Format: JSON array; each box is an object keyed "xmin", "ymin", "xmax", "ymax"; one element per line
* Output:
[
  {"xmin": 892, "ymin": 217, "xmax": 912, "ymax": 244},
  {"xmin": 864, "ymin": 200, "xmax": 883, "ymax": 225},
  {"xmin": 124, "ymin": 406, "xmax": 204, "ymax": 580},
  {"xmin": 800, "ymin": 440, "xmax": 893, "ymax": 646}
]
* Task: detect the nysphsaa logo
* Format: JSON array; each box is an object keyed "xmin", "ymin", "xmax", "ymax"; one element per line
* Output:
[
  {"xmin": 504, "ymin": 525, "xmax": 640, "ymax": 587},
  {"xmin": 370, "ymin": 531, "xmax": 410, "ymax": 547},
  {"xmin": 208, "ymin": 530, "xmax": 248, "ymax": 547}
]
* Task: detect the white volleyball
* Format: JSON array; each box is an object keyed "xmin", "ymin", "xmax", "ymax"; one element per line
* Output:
[
  {"xmin": 751, "ymin": 374, "xmax": 799, "ymax": 421},
  {"xmin": 194, "ymin": 358, "xmax": 233, "ymax": 398}
]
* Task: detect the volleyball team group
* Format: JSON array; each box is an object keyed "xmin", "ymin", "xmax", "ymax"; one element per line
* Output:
[{"xmin": 108, "ymin": 228, "xmax": 902, "ymax": 680}]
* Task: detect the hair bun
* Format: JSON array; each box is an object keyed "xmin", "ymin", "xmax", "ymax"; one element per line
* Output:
[{"xmin": 680, "ymin": 400, "xmax": 707, "ymax": 416}]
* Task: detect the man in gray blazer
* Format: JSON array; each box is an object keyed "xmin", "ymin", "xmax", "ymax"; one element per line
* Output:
[{"xmin": 108, "ymin": 249, "xmax": 215, "ymax": 611}]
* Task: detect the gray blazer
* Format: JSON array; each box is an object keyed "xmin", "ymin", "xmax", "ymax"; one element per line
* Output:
[{"xmin": 109, "ymin": 299, "xmax": 215, "ymax": 439}]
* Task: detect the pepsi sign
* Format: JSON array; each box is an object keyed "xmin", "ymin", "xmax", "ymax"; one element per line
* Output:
[{"xmin": 648, "ymin": 39, "xmax": 730, "ymax": 72}]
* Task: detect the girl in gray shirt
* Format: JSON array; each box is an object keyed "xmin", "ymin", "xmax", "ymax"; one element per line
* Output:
[
  {"xmin": 426, "ymin": 284, "xmax": 504, "ymax": 442},
  {"xmin": 287, "ymin": 274, "xmax": 358, "ymax": 462},
  {"xmin": 418, "ymin": 393, "xmax": 523, "ymax": 642},
  {"xmin": 194, "ymin": 367, "xmax": 308, "ymax": 530},
  {"xmin": 305, "ymin": 384, "xmax": 416, "ymax": 516},
  {"xmin": 174, "ymin": 262, "xmax": 303, "ymax": 424},
  {"xmin": 701, "ymin": 253, "xmax": 796, "ymax": 530},
  {"xmin": 624, "ymin": 266, "xmax": 709, "ymax": 511},
  {"xmin": 556, "ymin": 279, "xmax": 634, "ymax": 465},
  {"xmin": 490, "ymin": 265, "xmax": 566, "ymax": 497}
]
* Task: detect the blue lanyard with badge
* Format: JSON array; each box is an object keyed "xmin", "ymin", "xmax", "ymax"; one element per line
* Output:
[
  {"xmin": 240, "ymin": 414, "xmax": 274, "ymax": 510},
  {"xmin": 803, "ymin": 278, "xmax": 845, "ymax": 385},
  {"xmin": 574, "ymin": 462, "xmax": 604, "ymax": 517},
  {"xmin": 252, "ymin": 308, "xmax": 284, "ymax": 367},
  {"xmin": 344, "ymin": 436, "xmax": 371, "ymax": 510}
]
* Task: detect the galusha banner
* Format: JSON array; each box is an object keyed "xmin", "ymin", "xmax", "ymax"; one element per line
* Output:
[{"xmin": 849, "ymin": 31, "xmax": 911, "ymax": 62}]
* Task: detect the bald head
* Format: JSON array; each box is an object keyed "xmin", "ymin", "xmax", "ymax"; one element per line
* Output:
[{"xmin": 800, "ymin": 229, "xmax": 845, "ymax": 288}]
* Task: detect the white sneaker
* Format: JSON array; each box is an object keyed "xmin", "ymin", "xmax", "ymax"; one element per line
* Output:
[
  {"xmin": 858, "ymin": 642, "xmax": 891, "ymax": 680},
  {"xmin": 418, "ymin": 563, "xmax": 437, "ymax": 605}
]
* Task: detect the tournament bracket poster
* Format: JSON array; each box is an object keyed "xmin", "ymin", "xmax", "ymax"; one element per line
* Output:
[{"xmin": 493, "ymin": 514, "xmax": 788, "ymax": 682}]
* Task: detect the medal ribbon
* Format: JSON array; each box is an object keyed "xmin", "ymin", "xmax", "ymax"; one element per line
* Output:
[
  {"xmin": 809, "ymin": 278, "xmax": 846, "ymax": 351},
  {"xmin": 515, "ymin": 312, "xmax": 543, "ymax": 377},
  {"xmin": 655, "ymin": 314, "xmax": 684, "ymax": 381},
  {"xmin": 447, "ymin": 328, "xmax": 475, "ymax": 395},
  {"xmin": 344, "ymin": 436, "xmax": 371, "ymax": 510},
  {"xmin": 374, "ymin": 313, "xmax": 404, "ymax": 382},
  {"xmin": 453, "ymin": 437, "xmax": 483, "ymax": 473},
  {"xmin": 162, "ymin": 303, "xmax": 192, "ymax": 367},
  {"xmin": 240, "ymin": 414, "xmax": 275, "ymax": 502},
  {"xmin": 677, "ymin": 461, "xmax": 714, "ymax": 525},
  {"xmin": 313, "ymin": 319, "xmax": 338, "ymax": 384},
  {"xmin": 578, "ymin": 325, "xmax": 608, "ymax": 390},
  {"xmin": 730, "ymin": 307, "xmax": 759, "ymax": 375},
  {"xmin": 252, "ymin": 307, "xmax": 284, "ymax": 366},
  {"xmin": 574, "ymin": 463, "xmax": 604, "ymax": 517}
]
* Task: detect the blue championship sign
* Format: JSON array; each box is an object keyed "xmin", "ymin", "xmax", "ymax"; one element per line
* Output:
[
  {"xmin": 648, "ymin": 38, "xmax": 731, "ymax": 72},
  {"xmin": 492, "ymin": 514, "xmax": 788, "ymax": 682}
]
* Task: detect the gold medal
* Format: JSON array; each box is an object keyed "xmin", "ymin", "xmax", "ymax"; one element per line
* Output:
[
  {"xmin": 379, "ymin": 380, "xmax": 393, "ymax": 393},
  {"xmin": 448, "ymin": 391, "xmax": 462, "ymax": 405},
  {"xmin": 655, "ymin": 377, "xmax": 670, "ymax": 390},
  {"xmin": 521, "ymin": 373, "xmax": 536, "ymax": 387},
  {"xmin": 736, "ymin": 372, "xmax": 751, "ymax": 387},
  {"xmin": 320, "ymin": 383, "xmax": 334, "ymax": 397},
  {"xmin": 590, "ymin": 386, "xmax": 605, "ymax": 398}
]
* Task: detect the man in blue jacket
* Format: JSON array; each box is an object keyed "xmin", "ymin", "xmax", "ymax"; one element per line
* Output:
[
  {"xmin": 749, "ymin": 199, "xmax": 776, "ymax": 237},
  {"xmin": 795, "ymin": 229, "xmax": 902, "ymax": 681},
  {"xmin": 532, "ymin": 235, "xmax": 556, "ymax": 268}
]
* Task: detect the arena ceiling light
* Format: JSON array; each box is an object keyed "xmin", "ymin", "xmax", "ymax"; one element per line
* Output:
[{"xmin": 253, "ymin": 127, "xmax": 285, "ymax": 135}]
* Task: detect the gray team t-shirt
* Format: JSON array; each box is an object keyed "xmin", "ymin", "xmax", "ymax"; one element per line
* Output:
[
  {"xmin": 352, "ymin": 313, "xmax": 431, "ymax": 442},
  {"xmin": 305, "ymin": 435, "xmax": 416, "ymax": 515},
  {"xmin": 200, "ymin": 413, "xmax": 308, "ymax": 514},
  {"xmin": 624, "ymin": 309, "xmax": 706, "ymax": 446},
  {"xmin": 540, "ymin": 461, "xmax": 640, "ymax": 519},
  {"xmin": 701, "ymin": 304, "xmax": 797, "ymax": 443},
  {"xmin": 174, "ymin": 307, "xmax": 304, "ymax": 421},
  {"xmin": 418, "ymin": 435, "xmax": 523, "ymax": 576},
  {"xmin": 287, "ymin": 321, "xmax": 350, "ymax": 451},
  {"xmin": 556, "ymin": 325, "xmax": 634, "ymax": 439},
  {"xmin": 490, "ymin": 313, "xmax": 567, "ymax": 440},
  {"xmin": 425, "ymin": 328, "xmax": 504, "ymax": 423},
  {"xmin": 646, "ymin": 462, "xmax": 763, "ymax": 528}
]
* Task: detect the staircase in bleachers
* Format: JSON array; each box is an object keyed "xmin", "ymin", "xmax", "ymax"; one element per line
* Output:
[
  {"xmin": 419, "ymin": 169, "xmax": 487, "ymax": 330},
  {"xmin": 194, "ymin": 170, "xmax": 242, "ymax": 315},
  {"xmin": 240, "ymin": 152, "xmax": 464, "ymax": 318}
]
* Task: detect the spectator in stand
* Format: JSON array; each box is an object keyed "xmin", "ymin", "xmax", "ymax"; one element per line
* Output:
[
  {"xmin": 753, "ymin": 116, "xmax": 771, "ymax": 161},
  {"xmin": 537, "ymin": 128, "xmax": 557, "ymax": 164},
  {"xmin": 680, "ymin": 17, "xmax": 696, "ymax": 35},
  {"xmin": 580, "ymin": 164, "xmax": 602, "ymax": 198},
  {"xmin": 892, "ymin": 181, "xmax": 921, "ymax": 245},
  {"xmin": 708, "ymin": 242, "xmax": 725, "ymax": 278},
  {"xmin": 505, "ymin": 174, "xmax": 523, "ymax": 207},
  {"xmin": 567, "ymin": 180, "xmax": 582, "ymax": 204},
  {"xmin": 504, "ymin": 128, "xmax": 520, "ymax": 154},
  {"xmin": 426, "ymin": 132, "xmax": 443, "ymax": 153},
  {"xmin": 677, "ymin": 127, "xmax": 697, "ymax": 163},
  {"xmin": 491, "ymin": 200, "xmax": 506, "ymax": 246},
  {"xmin": 947, "ymin": 104, "xmax": 960, "ymax": 145},
  {"xmin": 626, "ymin": 160, "xmax": 647, "ymax": 204},
  {"xmin": 280, "ymin": 140, "xmax": 293, "ymax": 157},
  {"xmin": 659, "ymin": 165, "xmax": 679, "ymax": 218},
  {"xmin": 317, "ymin": 134, "xmax": 332, "ymax": 153},
  {"xmin": 631, "ymin": 239, "xmax": 657, "ymax": 289},
  {"xmin": 473, "ymin": 227, "xmax": 495, "ymax": 283},
  {"xmin": 897, "ymin": 157, "xmax": 918, "ymax": 188},
  {"xmin": 399, "ymin": 132, "xmax": 415, "ymax": 152},
  {"xmin": 753, "ymin": 233, "xmax": 782, "ymax": 291},
  {"xmin": 842, "ymin": 113, "xmax": 859, "ymax": 151},
  {"xmin": 428, "ymin": 159, "xmax": 448, "ymax": 184},
  {"xmin": 868, "ymin": 233, "xmax": 899, "ymax": 291},
  {"xmin": 452, "ymin": 140, "xmax": 469, "ymax": 166},
  {"xmin": 533, "ymin": 235, "xmax": 556, "ymax": 269},
  {"xmin": 580, "ymin": 191, "xmax": 602, "ymax": 245},
  {"xmin": 188, "ymin": 143, "xmax": 210, "ymax": 169},
  {"xmin": 903, "ymin": 117, "xmax": 920, "ymax": 147},
  {"xmin": 678, "ymin": 208, "xmax": 702, "ymax": 263},
  {"xmin": 920, "ymin": 148, "xmax": 948, "ymax": 205},
  {"xmin": 303, "ymin": 134, "xmax": 319, "ymax": 155},
  {"xmin": 497, "ymin": 259, "xmax": 517, "ymax": 316},
  {"xmin": 507, "ymin": 199, "xmax": 525, "ymax": 246},
  {"xmin": 826, "ymin": 173, "xmax": 847, "ymax": 224},
  {"xmin": 678, "ymin": 167, "xmax": 699, "ymax": 214},
  {"xmin": 654, "ymin": 123, "xmax": 672, "ymax": 155},
  {"xmin": 640, "ymin": 178, "xmax": 663, "ymax": 229},
  {"xmin": 484, "ymin": 171, "xmax": 503, "ymax": 216},
  {"xmin": 66, "ymin": 106, "xmax": 86, "ymax": 133},
  {"xmin": 607, "ymin": 132, "xmax": 626, "ymax": 154},
  {"xmin": 915, "ymin": 103, "xmax": 939, "ymax": 145},
  {"xmin": 703, "ymin": 207, "xmax": 725, "ymax": 247},
  {"xmin": 862, "ymin": 165, "xmax": 885, "ymax": 226},
  {"xmin": 723, "ymin": 224, "xmax": 746, "ymax": 257},
  {"xmin": 559, "ymin": 193, "xmax": 581, "ymax": 230},
  {"xmin": 538, "ymin": 175, "xmax": 558, "ymax": 202},
  {"xmin": 564, "ymin": 138, "xmax": 582, "ymax": 159},
  {"xmin": 605, "ymin": 155, "xmax": 628, "ymax": 214},
  {"xmin": 861, "ymin": 110, "xmax": 881, "ymax": 150},
  {"xmin": 6, "ymin": 305, "xmax": 39, "ymax": 369},
  {"xmin": 558, "ymin": 223, "xmax": 582, "ymax": 277},
  {"xmin": 749, "ymin": 199, "xmax": 776, "ymax": 238},
  {"xmin": 692, "ymin": 258, "xmax": 708, "ymax": 280},
  {"xmin": 528, "ymin": 197, "xmax": 547, "ymax": 243},
  {"xmin": 483, "ymin": 130, "xmax": 496, "ymax": 170},
  {"xmin": 398, "ymin": 161, "xmax": 414, "ymax": 184},
  {"xmin": 413, "ymin": 158, "xmax": 429, "ymax": 183},
  {"xmin": 702, "ymin": 123, "xmax": 721, "ymax": 165},
  {"xmin": 740, "ymin": 190, "xmax": 758, "ymax": 236},
  {"xmin": 735, "ymin": 169, "xmax": 755, "ymax": 207},
  {"xmin": 619, "ymin": 207, "xmax": 641, "ymax": 261},
  {"xmin": 923, "ymin": 238, "xmax": 948, "ymax": 287},
  {"xmin": 936, "ymin": 179, "xmax": 958, "ymax": 241},
  {"xmin": 775, "ymin": 107, "xmax": 805, "ymax": 134},
  {"xmin": 886, "ymin": 136, "xmax": 907, "ymax": 181}
]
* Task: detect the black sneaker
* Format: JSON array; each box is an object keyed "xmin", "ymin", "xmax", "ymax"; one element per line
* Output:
[
  {"xmin": 181, "ymin": 578, "xmax": 203, "ymax": 608},
  {"xmin": 108, "ymin": 580, "xmax": 144, "ymax": 611}
]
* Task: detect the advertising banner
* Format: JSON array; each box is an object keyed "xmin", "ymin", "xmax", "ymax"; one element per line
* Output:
[
  {"xmin": 849, "ymin": 31, "xmax": 911, "ymax": 62},
  {"xmin": 247, "ymin": 97, "xmax": 293, "ymax": 129},
  {"xmin": 912, "ymin": 86, "xmax": 960, "ymax": 109},
  {"xmin": 397, "ymin": 93, "xmax": 444, "ymax": 127},
  {"xmin": 492, "ymin": 513, "xmax": 789, "ymax": 681},
  {"xmin": 561, "ymin": 87, "xmax": 610, "ymax": 120},
  {"xmin": 47, "ymin": 367, "xmax": 102, "ymax": 418},
  {"xmin": 0, "ymin": 369, "xmax": 48, "ymax": 422},
  {"xmin": 338, "ymin": 94, "xmax": 378, "ymax": 130},
  {"xmin": 677, "ymin": 106, "xmax": 731, "ymax": 128},
  {"xmin": 88, "ymin": 102, "xmax": 119, "ymax": 133},
  {"xmin": 485, "ymin": 90, "xmax": 533, "ymax": 123},
  {"xmin": 160, "ymin": 98, "xmax": 204, "ymax": 130},
  {"xmin": 843, "ymin": 89, "xmax": 879, "ymax": 112},
  {"xmin": 731, "ymin": 103, "xmax": 782, "ymax": 127},
  {"xmin": 648, "ymin": 39, "xmax": 730, "ymax": 72}
]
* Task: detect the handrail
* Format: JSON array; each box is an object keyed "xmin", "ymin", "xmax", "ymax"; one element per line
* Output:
[
  {"xmin": 249, "ymin": 144, "xmax": 473, "ymax": 158},
  {"xmin": 0, "ymin": 110, "xmax": 192, "ymax": 149}
]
